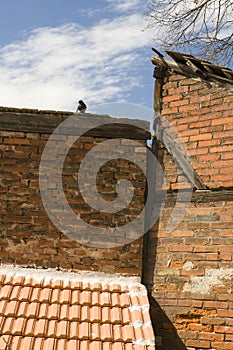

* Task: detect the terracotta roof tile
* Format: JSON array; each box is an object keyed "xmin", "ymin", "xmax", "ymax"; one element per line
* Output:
[
  {"xmin": 110, "ymin": 306, "xmax": 122, "ymax": 324},
  {"xmin": 90, "ymin": 340, "xmax": 102, "ymax": 350},
  {"xmin": 80, "ymin": 341, "xmax": 89, "ymax": 350},
  {"xmin": 123, "ymin": 307, "xmax": 131, "ymax": 324},
  {"xmin": 25, "ymin": 318, "xmax": 35, "ymax": 336},
  {"xmin": 38, "ymin": 303, "xmax": 48, "ymax": 319},
  {"xmin": 112, "ymin": 343, "xmax": 124, "ymax": 350},
  {"xmin": 68, "ymin": 304, "xmax": 80, "ymax": 321},
  {"xmin": 33, "ymin": 337, "xmax": 43, "ymax": 349},
  {"xmin": 69, "ymin": 280, "xmax": 82, "ymax": 290},
  {"xmin": 103, "ymin": 342, "xmax": 112, "ymax": 350},
  {"xmin": 79, "ymin": 322, "xmax": 90, "ymax": 339},
  {"xmin": 50, "ymin": 279, "xmax": 63, "ymax": 289},
  {"xmin": 133, "ymin": 325, "xmax": 144, "ymax": 341},
  {"xmin": 25, "ymin": 302, "xmax": 38, "ymax": 318},
  {"xmin": 92, "ymin": 282, "xmax": 102, "ymax": 291},
  {"xmin": 120, "ymin": 293, "xmax": 130, "ymax": 307},
  {"xmin": 12, "ymin": 317, "xmax": 25, "ymax": 336},
  {"xmin": 80, "ymin": 290, "xmax": 91, "ymax": 305},
  {"xmin": 59, "ymin": 288, "xmax": 71, "ymax": 304},
  {"xmin": 56, "ymin": 320, "xmax": 68, "ymax": 338},
  {"xmin": 81, "ymin": 305, "xmax": 90, "ymax": 322},
  {"xmin": 69, "ymin": 321, "xmax": 79, "ymax": 339},
  {"xmin": 3, "ymin": 276, "xmax": 13, "ymax": 284},
  {"xmin": 31, "ymin": 287, "xmax": 40, "ymax": 302},
  {"xmin": 113, "ymin": 324, "xmax": 123, "ymax": 342},
  {"xmin": 10, "ymin": 336, "xmax": 21, "ymax": 350},
  {"xmin": 67, "ymin": 339, "xmax": 79, "ymax": 350},
  {"xmin": 34, "ymin": 319, "xmax": 47, "ymax": 337},
  {"xmin": 51, "ymin": 288, "xmax": 60, "ymax": 304},
  {"xmin": 24, "ymin": 278, "xmax": 33, "ymax": 287},
  {"xmin": 2, "ymin": 316, "xmax": 13, "ymax": 334},
  {"xmin": 71, "ymin": 289, "xmax": 80, "ymax": 304},
  {"xmin": 47, "ymin": 319, "xmax": 57, "ymax": 338},
  {"xmin": 91, "ymin": 322, "xmax": 100, "ymax": 340},
  {"xmin": 91, "ymin": 291, "xmax": 99, "ymax": 305},
  {"xmin": 20, "ymin": 336, "xmax": 34, "ymax": 350},
  {"xmin": 100, "ymin": 323, "xmax": 112, "ymax": 341},
  {"xmin": 10, "ymin": 285, "xmax": 20, "ymax": 300},
  {"xmin": 0, "ymin": 285, "xmax": 12, "ymax": 299},
  {"xmin": 39, "ymin": 288, "xmax": 51, "ymax": 303},
  {"xmin": 56, "ymin": 339, "xmax": 67, "ymax": 350},
  {"xmin": 100, "ymin": 291, "xmax": 111, "ymax": 306},
  {"xmin": 90, "ymin": 305, "xmax": 101, "ymax": 323},
  {"xmin": 0, "ymin": 265, "xmax": 156, "ymax": 349},
  {"xmin": 102, "ymin": 306, "xmax": 110, "ymax": 323},
  {"xmin": 17, "ymin": 301, "xmax": 27, "ymax": 317},
  {"xmin": 123, "ymin": 324, "xmax": 135, "ymax": 342},
  {"xmin": 130, "ymin": 309, "xmax": 143, "ymax": 324},
  {"xmin": 60, "ymin": 304, "xmax": 68, "ymax": 320},
  {"xmin": 43, "ymin": 337, "xmax": 55, "ymax": 349},
  {"xmin": 125, "ymin": 344, "xmax": 134, "ymax": 350},
  {"xmin": 111, "ymin": 292, "xmax": 121, "ymax": 307},
  {"xmin": 4, "ymin": 300, "xmax": 18, "ymax": 317}
]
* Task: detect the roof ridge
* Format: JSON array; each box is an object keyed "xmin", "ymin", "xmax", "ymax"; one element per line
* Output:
[{"xmin": 0, "ymin": 264, "xmax": 141, "ymax": 286}]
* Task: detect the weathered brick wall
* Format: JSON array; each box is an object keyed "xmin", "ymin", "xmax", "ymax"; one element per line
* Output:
[
  {"xmin": 144, "ymin": 75, "xmax": 233, "ymax": 350},
  {"xmin": 0, "ymin": 110, "xmax": 149, "ymax": 276},
  {"xmin": 160, "ymin": 74, "xmax": 233, "ymax": 189},
  {"xmin": 145, "ymin": 198, "xmax": 233, "ymax": 350}
]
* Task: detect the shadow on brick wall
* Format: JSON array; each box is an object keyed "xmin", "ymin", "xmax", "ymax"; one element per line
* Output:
[
  {"xmin": 142, "ymin": 227, "xmax": 187, "ymax": 350},
  {"xmin": 142, "ymin": 144, "xmax": 187, "ymax": 350}
]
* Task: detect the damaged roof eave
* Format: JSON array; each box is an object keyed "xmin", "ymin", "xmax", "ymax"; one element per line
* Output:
[{"xmin": 152, "ymin": 50, "xmax": 233, "ymax": 89}]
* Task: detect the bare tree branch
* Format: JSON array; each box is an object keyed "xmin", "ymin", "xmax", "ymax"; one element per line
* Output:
[{"xmin": 146, "ymin": 0, "xmax": 233, "ymax": 67}]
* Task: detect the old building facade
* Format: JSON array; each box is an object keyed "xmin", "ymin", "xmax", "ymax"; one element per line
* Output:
[
  {"xmin": 0, "ymin": 51, "xmax": 233, "ymax": 350},
  {"xmin": 143, "ymin": 52, "xmax": 233, "ymax": 350}
]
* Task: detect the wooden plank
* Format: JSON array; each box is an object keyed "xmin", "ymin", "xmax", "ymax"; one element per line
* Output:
[
  {"xmin": 164, "ymin": 189, "xmax": 233, "ymax": 203},
  {"xmin": 192, "ymin": 189, "xmax": 233, "ymax": 202},
  {"xmin": 162, "ymin": 130, "xmax": 207, "ymax": 190},
  {"xmin": 0, "ymin": 112, "xmax": 151, "ymax": 140},
  {"xmin": 153, "ymin": 115, "xmax": 207, "ymax": 190},
  {"xmin": 151, "ymin": 55, "xmax": 233, "ymax": 87},
  {"xmin": 153, "ymin": 189, "xmax": 233, "ymax": 203}
]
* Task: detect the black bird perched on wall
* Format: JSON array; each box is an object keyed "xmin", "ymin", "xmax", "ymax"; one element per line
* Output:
[{"xmin": 76, "ymin": 100, "xmax": 87, "ymax": 113}]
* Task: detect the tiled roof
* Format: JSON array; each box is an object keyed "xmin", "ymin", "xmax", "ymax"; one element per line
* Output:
[{"xmin": 0, "ymin": 266, "xmax": 155, "ymax": 350}]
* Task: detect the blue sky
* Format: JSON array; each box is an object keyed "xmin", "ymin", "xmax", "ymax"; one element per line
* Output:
[{"xmin": 0, "ymin": 0, "xmax": 155, "ymax": 118}]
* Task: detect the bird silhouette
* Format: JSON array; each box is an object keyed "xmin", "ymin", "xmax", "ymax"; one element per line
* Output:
[{"xmin": 76, "ymin": 100, "xmax": 87, "ymax": 113}]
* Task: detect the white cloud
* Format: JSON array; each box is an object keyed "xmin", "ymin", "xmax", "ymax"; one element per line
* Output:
[
  {"xmin": 105, "ymin": 0, "xmax": 141, "ymax": 13},
  {"xmin": 0, "ymin": 14, "xmax": 152, "ymax": 111}
]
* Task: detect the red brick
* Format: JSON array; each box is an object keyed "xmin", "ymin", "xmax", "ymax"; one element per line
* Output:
[
  {"xmin": 190, "ymin": 133, "xmax": 212, "ymax": 142},
  {"xmin": 203, "ymin": 301, "xmax": 228, "ymax": 309},
  {"xmin": 199, "ymin": 332, "xmax": 224, "ymax": 341},
  {"xmin": 212, "ymin": 116, "xmax": 233, "ymax": 125},
  {"xmin": 186, "ymin": 339, "xmax": 211, "ymax": 348},
  {"xmin": 4, "ymin": 138, "xmax": 30, "ymax": 145},
  {"xmin": 169, "ymin": 246, "xmax": 193, "ymax": 252},
  {"xmin": 212, "ymin": 341, "xmax": 233, "ymax": 349}
]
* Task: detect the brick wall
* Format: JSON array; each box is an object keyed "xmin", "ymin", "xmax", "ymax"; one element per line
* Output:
[
  {"xmin": 0, "ymin": 109, "xmax": 149, "ymax": 276},
  {"xmin": 144, "ymin": 74, "xmax": 233, "ymax": 350},
  {"xmin": 160, "ymin": 74, "xmax": 233, "ymax": 190}
]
